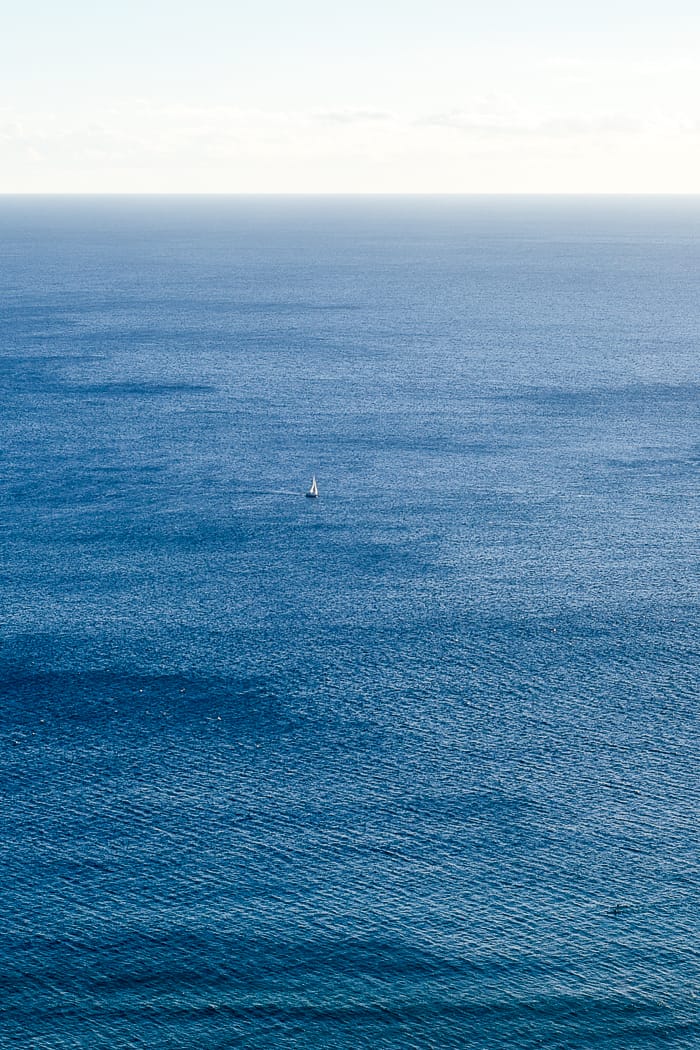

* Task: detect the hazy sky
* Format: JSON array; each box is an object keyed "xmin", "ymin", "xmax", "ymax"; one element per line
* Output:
[{"xmin": 3, "ymin": 0, "xmax": 700, "ymax": 192}]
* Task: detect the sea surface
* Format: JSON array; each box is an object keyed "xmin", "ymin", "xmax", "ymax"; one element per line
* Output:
[{"xmin": 0, "ymin": 196, "xmax": 698, "ymax": 1049}]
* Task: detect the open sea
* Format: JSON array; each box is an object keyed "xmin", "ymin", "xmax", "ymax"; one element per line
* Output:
[{"xmin": 0, "ymin": 195, "xmax": 698, "ymax": 1049}]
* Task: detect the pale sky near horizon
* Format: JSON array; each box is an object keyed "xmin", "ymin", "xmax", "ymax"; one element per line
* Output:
[{"xmin": 3, "ymin": 1, "xmax": 700, "ymax": 193}]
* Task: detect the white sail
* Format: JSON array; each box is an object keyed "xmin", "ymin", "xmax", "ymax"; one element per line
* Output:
[{"xmin": 306, "ymin": 475, "xmax": 318, "ymax": 498}]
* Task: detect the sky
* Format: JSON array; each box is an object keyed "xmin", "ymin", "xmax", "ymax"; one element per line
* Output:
[{"xmin": 2, "ymin": 0, "xmax": 700, "ymax": 193}]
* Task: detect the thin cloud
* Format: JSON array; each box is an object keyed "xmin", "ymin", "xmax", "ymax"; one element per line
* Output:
[
  {"xmin": 417, "ymin": 109, "xmax": 680, "ymax": 139},
  {"xmin": 314, "ymin": 108, "xmax": 394, "ymax": 124}
]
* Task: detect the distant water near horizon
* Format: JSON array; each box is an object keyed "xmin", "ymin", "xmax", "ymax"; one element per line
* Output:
[{"xmin": 1, "ymin": 196, "xmax": 698, "ymax": 1048}]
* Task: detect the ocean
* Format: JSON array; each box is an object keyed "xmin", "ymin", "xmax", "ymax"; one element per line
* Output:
[{"xmin": 1, "ymin": 196, "xmax": 698, "ymax": 1048}]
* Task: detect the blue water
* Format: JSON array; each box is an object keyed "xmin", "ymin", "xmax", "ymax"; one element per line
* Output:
[{"xmin": 1, "ymin": 196, "xmax": 698, "ymax": 1048}]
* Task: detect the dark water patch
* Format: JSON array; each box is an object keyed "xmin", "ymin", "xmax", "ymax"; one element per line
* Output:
[
  {"xmin": 504, "ymin": 380, "xmax": 700, "ymax": 405},
  {"xmin": 0, "ymin": 670, "xmax": 294, "ymax": 729},
  {"xmin": 72, "ymin": 381, "xmax": 214, "ymax": 397}
]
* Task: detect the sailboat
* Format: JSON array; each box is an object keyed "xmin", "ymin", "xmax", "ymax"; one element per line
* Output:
[{"xmin": 305, "ymin": 475, "xmax": 319, "ymax": 498}]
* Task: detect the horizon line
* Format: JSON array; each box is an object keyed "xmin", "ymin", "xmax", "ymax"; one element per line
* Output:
[{"xmin": 2, "ymin": 191, "xmax": 700, "ymax": 198}]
